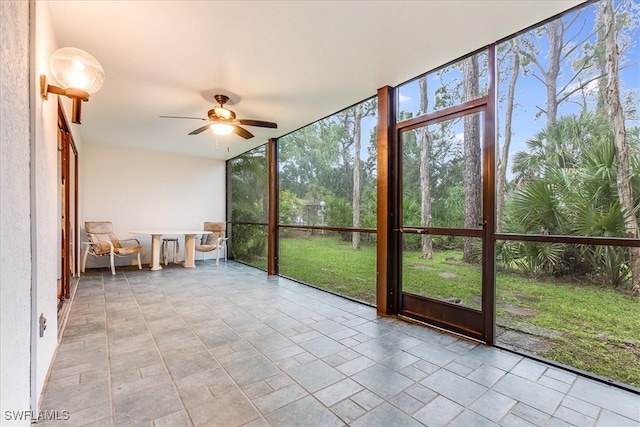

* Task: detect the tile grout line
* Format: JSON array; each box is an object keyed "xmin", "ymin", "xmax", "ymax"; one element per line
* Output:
[
  {"xmin": 266, "ymin": 291, "xmax": 505, "ymax": 425},
  {"xmin": 180, "ymin": 267, "xmax": 363, "ymax": 426},
  {"xmin": 47, "ymin": 266, "xmax": 640, "ymax": 427},
  {"xmin": 188, "ymin": 268, "xmax": 550, "ymax": 426},
  {"xmin": 99, "ymin": 274, "xmax": 117, "ymax": 427},
  {"xmin": 159, "ymin": 268, "xmax": 275, "ymax": 426},
  {"xmin": 121, "ymin": 270, "xmax": 197, "ymax": 427}
]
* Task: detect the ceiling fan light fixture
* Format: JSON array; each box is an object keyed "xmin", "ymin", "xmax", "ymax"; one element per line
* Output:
[
  {"xmin": 214, "ymin": 106, "xmax": 232, "ymax": 120},
  {"xmin": 211, "ymin": 123, "xmax": 234, "ymax": 135}
]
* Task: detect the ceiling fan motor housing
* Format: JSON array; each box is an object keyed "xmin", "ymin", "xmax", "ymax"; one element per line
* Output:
[{"xmin": 214, "ymin": 94, "xmax": 230, "ymax": 106}]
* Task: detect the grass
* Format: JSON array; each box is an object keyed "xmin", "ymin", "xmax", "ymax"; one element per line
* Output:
[
  {"xmin": 279, "ymin": 233, "xmax": 377, "ymax": 303},
  {"xmin": 402, "ymin": 249, "xmax": 482, "ymax": 307},
  {"xmin": 277, "ymin": 235, "xmax": 640, "ymax": 388}
]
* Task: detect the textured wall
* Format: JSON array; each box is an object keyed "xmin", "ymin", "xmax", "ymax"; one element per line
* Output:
[
  {"xmin": 0, "ymin": 1, "xmax": 62, "ymax": 421},
  {"xmin": 0, "ymin": 0, "xmax": 34, "ymax": 424},
  {"xmin": 32, "ymin": 0, "xmax": 60, "ymax": 408}
]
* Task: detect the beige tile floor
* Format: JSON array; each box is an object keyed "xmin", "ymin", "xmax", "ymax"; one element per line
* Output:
[{"xmin": 38, "ymin": 262, "xmax": 640, "ymax": 426}]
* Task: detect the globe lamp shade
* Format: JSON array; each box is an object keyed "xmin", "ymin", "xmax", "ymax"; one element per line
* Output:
[{"xmin": 211, "ymin": 123, "xmax": 234, "ymax": 135}]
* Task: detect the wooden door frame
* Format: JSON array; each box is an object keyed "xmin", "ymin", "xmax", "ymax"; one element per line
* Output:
[
  {"xmin": 58, "ymin": 102, "xmax": 78, "ymax": 304},
  {"xmin": 396, "ymin": 106, "xmax": 489, "ymax": 342},
  {"xmin": 385, "ymin": 45, "xmax": 496, "ymax": 344}
]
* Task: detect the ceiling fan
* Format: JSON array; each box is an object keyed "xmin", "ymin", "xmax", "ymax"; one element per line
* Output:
[{"xmin": 160, "ymin": 94, "xmax": 277, "ymax": 139}]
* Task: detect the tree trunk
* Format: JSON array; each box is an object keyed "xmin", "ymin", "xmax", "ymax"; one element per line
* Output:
[
  {"xmin": 463, "ymin": 55, "xmax": 481, "ymax": 262},
  {"xmin": 603, "ymin": 0, "xmax": 640, "ymax": 296},
  {"xmin": 496, "ymin": 39, "xmax": 520, "ymax": 233},
  {"xmin": 595, "ymin": 12, "xmax": 608, "ymax": 116},
  {"xmin": 418, "ymin": 77, "xmax": 433, "ymax": 259},
  {"xmin": 546, "ymin": 20, "xmax": 562, "ymax": 127},
  {"xmin": 352, "ymin": 103, "xmax": 362, "ymax": 250}
]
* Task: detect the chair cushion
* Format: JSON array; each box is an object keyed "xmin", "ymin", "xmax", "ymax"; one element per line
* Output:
[
  {"xmin": 85, "ymin": 221, "xmax": 113, "ymax": 234},
  {"xmin": 88, "ymin": 233, "xmax": 114, "ymax": 255},
  {"xmin": 115, "ymin": 245, "xmax": 142, "ymax": 255},
  {"xmin": 201, "ymin": 232, "xmax": 220, "ymax": 245},
  {"xmin": 204, "ymin": 222, "xmax": 224, "ymax": 234},
  {"xmin": 85, "ymin": 221, "xmax": 126, "ymax": 255}
]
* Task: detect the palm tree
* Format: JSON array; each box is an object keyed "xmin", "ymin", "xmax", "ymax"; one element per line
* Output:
[
  {"xmin": 506, "ymin": 112, "xmax": 639, "ymax": 288},
  {"xmin": 511, "ymin": 114, "xmax": 605, "ymax": 189}
]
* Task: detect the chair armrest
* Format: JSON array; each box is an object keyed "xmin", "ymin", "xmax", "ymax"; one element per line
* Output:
[
  {"xmin": 83, "ymin": 240, "xmax": 115, "ymax": 254},
  {"xmin": 119, "ymin": 238, "xmax": 141, "ymax": 246}
]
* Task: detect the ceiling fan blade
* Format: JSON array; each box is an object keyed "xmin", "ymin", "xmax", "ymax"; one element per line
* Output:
[
  {"xmin": 160, "ymin": 115, "xmax": 209, "ymax": 121},
  {"xmin": 238, "ymin": 119, "xmax": 278, "ymax": 129},
  {"xmin": 233, "ymin": 125, "xmax": 254, "ymax": 139},
  {"xmin": 188, "ymin": 124, "xmax": 212, "ymax": 135}
]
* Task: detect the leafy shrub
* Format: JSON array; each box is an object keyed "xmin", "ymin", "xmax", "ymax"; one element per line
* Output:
[
  {"xmin": 327, "ymin": 197, "xmax": 352, "ymax": 241},
  {"xmin": 230, "ymin": 224, "xmax": 267, "ymax": 264}
]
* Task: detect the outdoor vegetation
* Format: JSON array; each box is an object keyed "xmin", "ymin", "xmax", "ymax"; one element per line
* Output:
[
  {"xmin": 230, "ymin": 0, "xmax": 640, "ymax": 387},
  {"xmin": 229, "ymin": 145, "xmax": 268, "ymax": 267}
]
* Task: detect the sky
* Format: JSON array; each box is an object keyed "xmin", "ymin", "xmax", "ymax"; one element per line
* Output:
[
  {"xmin": 389, "ymin": 0, "xmax": 639, "ymax": 181},
  {"xmin": 306, "ymin": 0, "xmax": 639, "ymax": 188}
]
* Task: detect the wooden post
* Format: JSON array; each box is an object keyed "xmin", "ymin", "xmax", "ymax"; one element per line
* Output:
[
  {"xmin": 377, "ymin": 86, "xmax": 396, "ymax": 315},
  {"xmin": 267, "ymin": 138, "xmax": 278, "ymax": 275}
]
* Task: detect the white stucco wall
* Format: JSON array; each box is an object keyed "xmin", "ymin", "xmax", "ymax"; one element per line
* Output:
[
  {"xmin": 0, "ymin": 1, "xmax": 34, "ymax": 425},
  {"xmin": 80, "ymin": 143, "xmax": 226, "ymax": 268},
  {"xmin": 32, "ymin": 0, "xmax": 61, "ymax": 412},
  {"xmin": 1, "ymin": 2, "xmax": 67, "ymax": 422}
]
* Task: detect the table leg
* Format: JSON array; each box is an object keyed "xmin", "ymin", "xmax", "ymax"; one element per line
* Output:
[
  {"xmin": 183, "ymin": 234, "xmax": 196, "ymax": 268},
  {"xmin": 150, "ymin": 234, "xmax": 163, "ymax": 270}
]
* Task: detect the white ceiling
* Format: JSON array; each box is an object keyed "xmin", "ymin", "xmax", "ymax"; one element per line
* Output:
[{"xmin": 46, "ymin": 1, "xmax": 584, "ymax": 160}]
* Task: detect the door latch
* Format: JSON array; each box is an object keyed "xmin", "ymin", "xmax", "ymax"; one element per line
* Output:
[{"xmin": 39, "ymin": 313, "xmax": 47, "ymax": 337}]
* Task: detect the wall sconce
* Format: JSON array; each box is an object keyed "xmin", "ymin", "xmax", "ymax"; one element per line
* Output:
[{"xmin": 40, "ymin": 47, "xmax": 105, "ymax": 124}]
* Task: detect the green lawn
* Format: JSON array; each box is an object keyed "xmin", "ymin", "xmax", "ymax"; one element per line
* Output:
[
  {"xmin": 279, "ymin": 233, "xmax": 377, "ymax": 303},
  {"xmin": 278, "ymin": 235, "xmax": 640, "ymax": 387}
]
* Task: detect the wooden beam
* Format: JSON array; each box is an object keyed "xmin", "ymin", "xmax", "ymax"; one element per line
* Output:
[
  {"xmin": 267, "ymin": 138, "xmax": 278, "ymax": 275},
  {"xmin": 482, "ymin": 43, "xmax": 497, "ymax": 345},
  {"xmin": 377, "ymin": 86, "xmax": 396, "ymax": 315}
]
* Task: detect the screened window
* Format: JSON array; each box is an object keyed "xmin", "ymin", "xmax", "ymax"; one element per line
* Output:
[
  {"xmin": 229, "ymin": 144, "xmax": 268, "ymax": 268},
  {"xmin": 397, "ymin": 50, "xmax": 488, "ymax": 121},
  {"xmin": 277, "ymin": 97, "xmax": 378, "ymax": 304},
  {"xmin": 494, "ymin": 0, "xmax": 640, "ymax": 387},
  {"xmin": 495, "ymin": 1, "xmax": 640, "ymax": 237}
]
